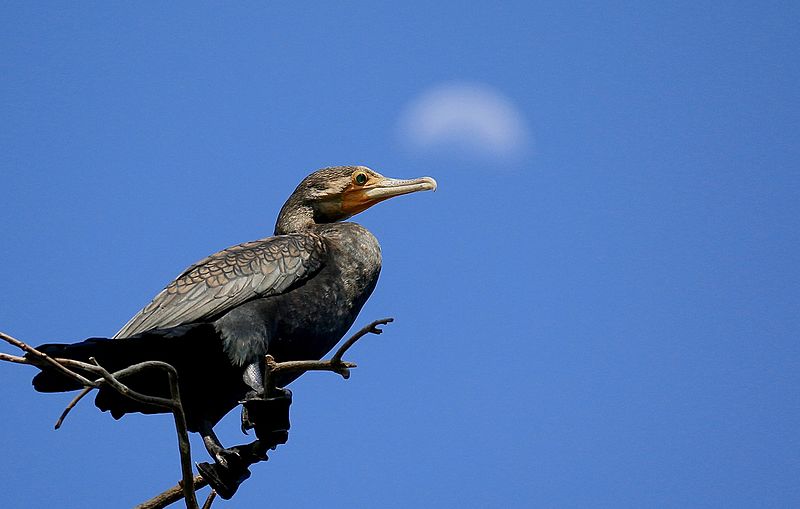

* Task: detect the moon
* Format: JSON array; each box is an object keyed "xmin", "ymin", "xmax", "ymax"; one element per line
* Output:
[{"xmin": 398, "ymin": 82, "xmax": 531, "ymax": 160}]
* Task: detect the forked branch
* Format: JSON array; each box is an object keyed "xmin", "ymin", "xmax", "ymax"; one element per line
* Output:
[{"xmin": 264, "ymin": 317, "xmax": 394, "ymax": 390}]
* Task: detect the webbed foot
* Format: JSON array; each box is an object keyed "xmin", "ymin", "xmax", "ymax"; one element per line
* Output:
[
  {"xmin": 240, "ymin": 388, "xmax": 292, "ymax": 437},
  {"xmin": 197, "ymin": 459, "xmax": 251, "ymax": 500},
  {"xmin": 197, "ymin": 441, "xmax": 273, "ymax": 499}
]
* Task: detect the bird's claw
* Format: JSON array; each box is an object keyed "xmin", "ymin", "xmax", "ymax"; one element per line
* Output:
[{"xmin": 214, "ymin": 447, "xmax": 243, "ymax": 469}]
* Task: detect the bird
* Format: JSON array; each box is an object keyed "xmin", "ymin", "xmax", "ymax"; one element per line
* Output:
[{"xmin": 30, "ymin": 165, "xmax": 436, "ymax": 468}]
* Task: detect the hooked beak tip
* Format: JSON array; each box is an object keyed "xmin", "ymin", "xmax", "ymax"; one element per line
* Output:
[{"xmin": 421, "ymin": 176, "xmax": 438, "ymax": 192}]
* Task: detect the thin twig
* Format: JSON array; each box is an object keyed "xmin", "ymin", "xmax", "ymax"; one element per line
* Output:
[
  {"xmin": 56, "ymin": 361, "xmax": 180, "ymax": 429},
  {"xmin": 54, "ymin": 386, "xmax": 93, "ymax": 429},
  {"xmin": 88, "ymin": 358, "xmax": 177, "ymax": 410},
  {"xmin": 0, "ymin": 352, "xmax": 27, "ymax": 364},
  {"xmin": 0, "ymin": 331, "xmax": 95, "ymax": 387},
  {"xmin": 332, "ymin": 317, "xmax": 394, "ymax": 363},
  {"xmin": 201, "ymin": 490, "xmax": 217, "ymax": 509}
]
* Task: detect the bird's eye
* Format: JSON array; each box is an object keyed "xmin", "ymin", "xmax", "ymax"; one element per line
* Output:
[{"xmin": 354, "ymin": 172, "xmax": 368, "ymax": 185}]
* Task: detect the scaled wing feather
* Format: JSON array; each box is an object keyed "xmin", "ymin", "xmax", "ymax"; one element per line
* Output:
[{"xmin": 113, "ymin": 234, "xmax": 326, "ymax": 339}]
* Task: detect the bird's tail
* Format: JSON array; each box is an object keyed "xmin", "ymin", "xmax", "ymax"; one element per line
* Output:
[
  {"xmin": 30, "ymin": 329, "xmax": 191, "ymax": 393},
  {"xmin": 28, "ymin": 323, "xmax": 235, "ymax": 423},
  {"xmin": 28, "ymin": 323, "xmax": 242, "ymax": 431}
]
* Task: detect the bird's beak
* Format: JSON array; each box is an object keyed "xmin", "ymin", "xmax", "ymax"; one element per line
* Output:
[{"xmin": 342, "ymin": 175, "xmax": 437, "ymax": 216}]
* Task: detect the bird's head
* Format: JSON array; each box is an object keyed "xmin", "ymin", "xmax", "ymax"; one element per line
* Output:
[{"xmin": 275, "ymin": 166, "xmax": 437, "ymax": 234}]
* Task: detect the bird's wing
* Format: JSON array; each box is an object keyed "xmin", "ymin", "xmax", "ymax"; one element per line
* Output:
[{"xmin": 113, "ymin": 233, "xmax": 327, "ymax": 339}]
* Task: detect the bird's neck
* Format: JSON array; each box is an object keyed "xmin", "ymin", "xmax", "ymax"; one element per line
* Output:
[{"xmin": 274, "ymin": 198, "xmax": 316, "ymax": 235}]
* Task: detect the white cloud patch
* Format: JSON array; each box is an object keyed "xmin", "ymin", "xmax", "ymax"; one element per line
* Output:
[{"xmin": 398, "ymin": 82, "xmax": 531, "ymax": 160}]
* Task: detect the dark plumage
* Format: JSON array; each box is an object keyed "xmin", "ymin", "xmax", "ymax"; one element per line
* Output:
[{"xmin": 30, "ymin": 165, "xmax": 436, "ymax": 462}]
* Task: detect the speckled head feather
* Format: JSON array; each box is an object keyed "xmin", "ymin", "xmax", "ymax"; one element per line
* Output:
[{"xmin": 274, "ymin": 165, "xmax": 436, "ymax": 235}]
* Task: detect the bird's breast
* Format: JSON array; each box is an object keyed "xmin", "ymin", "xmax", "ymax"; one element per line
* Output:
[{"xmin": 268, "ymin": 223, "xmax": 382, "ymax": 361}]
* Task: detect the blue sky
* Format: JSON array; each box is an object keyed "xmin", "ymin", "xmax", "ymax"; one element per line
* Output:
[{"xmin": 1, "ymin": 2, "xmax": 798, "ymax": 508}]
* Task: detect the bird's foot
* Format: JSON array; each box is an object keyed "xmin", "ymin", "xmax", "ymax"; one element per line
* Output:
[
  {"xmin": 240, "ymin": 388, "xmax": 292, "ymax": 437},
  {"xmin": 197, "ymin": 458, "xmax": 251, "ymax": 500},
  {"xmin": 197, "ymin": 441, "xmax": 273, "ymax": 499}
]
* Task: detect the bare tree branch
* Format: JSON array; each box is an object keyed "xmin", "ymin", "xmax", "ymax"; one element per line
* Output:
[
  {"xmin": 264, "ymin": 317, "xmax": 394, "ymax": 390},
  {"xmin": 0, "ymin": 331, "xmax": 201, "ymax": 509},
  {"xmin": 133, "ymin": 475, "xmax": 208, "ymax": 509},
  {"xmin": 0, "ymin": 317, "xmax": 394, "ymax": 509}
]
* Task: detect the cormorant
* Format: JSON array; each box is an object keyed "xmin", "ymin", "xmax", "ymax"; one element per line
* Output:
[{"xmin": 30, "ymin": 165, "xmax": 436, "ymax": 468}]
